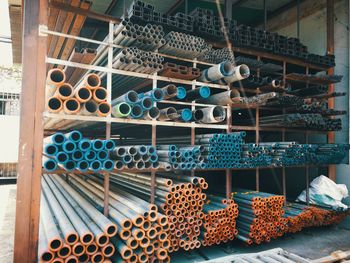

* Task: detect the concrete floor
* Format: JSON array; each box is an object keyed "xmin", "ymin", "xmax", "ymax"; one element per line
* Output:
[
  {"xmin": 0, "ymin": 184, "xmax": 349, "ymax": 262},
  {"xmin": 0, "ymin": 184, "xmax": 16, "ymax": 263}
]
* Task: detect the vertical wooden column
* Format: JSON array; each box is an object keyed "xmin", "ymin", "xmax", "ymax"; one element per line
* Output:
[
  {"xmin": 327, "ymin": 0, "xmax": 336, "ymax": 181},
  {"xmin": 282, "ymin": 61, "xmax": 287, "ymax": 203},
  {"xmin": 255, "ymin": 56, "xmax": 261, "ymax": 192},
  {"xmin": 14, "ymin": 0, "xmax": 48, "ymax": 262},
  {"xmin": 103, "ymin": 21, "xmax": 114, "ymax": 216},
  {"xmin": 226, "ymin": 102, "xmax": 232, "ymax": 198},
  {"xmin": 191, "ymin": 60, "xmax": 197, "ymax": 177}
]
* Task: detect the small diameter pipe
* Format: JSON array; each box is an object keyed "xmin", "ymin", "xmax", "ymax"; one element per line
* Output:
[
  {"xmin": 222, "ymin": 64, "xmax": 250, "ymax": 84},
  {"xmin": 201, "ymin": 89, "xmax": 240, "ymax": 105},
  {"xmin": 112, "ymin": 91, "xmax": 139, "ymax": 105},
  {"xmin": 54, "ymin": 83, "xmax": 74, "ymax": 100},
  {"xmin": 198, "ymin": 106, "xmax": 226, "ymax": 123},
  {"xmin": 74, "ymin": 86, "xmax": 92, "ymax": 103},
  {"xmin": 47, "ymin": 97, "xmax": 63, "ymax": 113},
  {"xmin": 143, "ymin": 107, "xmax": 160, "ymax": 120},
  {"xmin": 65, "ymin": 130, "xmax": 82, "ymax": 142},
  {"xmin": 44, "ymin": 144, "xmax": 58, "ymax": 156},
  {"xmin": 97, "ymin": 102, "xmax": 111, "ymax": 117},
  {"xmin": 78, "ymin": 139, "xmax": 92, "ymax": 151},
  {"xmin": 43, "ymin": 156, "xmax": 57, "ymax": 172},
  {"xmin": 161, "ymin": 84, "xmax": 177, "ymax": 99},
  {"xmin": 112, "ymin": 102, "xmax": 131, "ymax": 118},
  {"xmin": 46, "ymin": 68, "xmax": 66, "ymax": 96},
  {"xmin": 198, "ymin": 61, "xmax": 234, "ymax": 82},
  {"xmin": 104, "ymin": 140, "xmax": 116, "ymax": 151},
  {"xmin": 76, "ymin": 73, "xmax": 101, "ymax": 90},
  {"xmin": 93, "ymin": 87, "xmax": 108, "ymax": 103},
  {"xmin": 80, "ymin": 100, "xmax": 98, "ymax": 116},
  {"xmin": 63, "ymin": 98, "xmax": 81, "ymax": 115},
  {"xmin": 44, "ymin": 132, "xmax": 66, "ymax": 145},
  {"xmin": 158, "ymin": 107, "xmax": 177, "ymax": 121},
  {"xmin": 143, "ymin": 88, "xmax": 164, "ymax": 102},
  {"xmin": 185, "ymin": 86, "xmax": 211, "ymax": 101},
  {"xmin": 77, "ymin": 160, "xmax": 89, "ymax": 172},
  {"xmin": 130, "ymin": 104, "xmax": 144, "ymax": 119}
]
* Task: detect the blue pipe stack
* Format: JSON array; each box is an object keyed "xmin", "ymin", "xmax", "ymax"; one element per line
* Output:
[
  {"xmin": 43, "ymin": 131, "xmax": 116, "ymax": 172},
  {"xmin": 241, "ymin": 143, "xmax": 273, "ymax": 168}
]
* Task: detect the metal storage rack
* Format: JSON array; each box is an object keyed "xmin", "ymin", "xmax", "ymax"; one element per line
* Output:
[{"xmin": 14, "ymin": 1, "xmax": 336, "ymax": 262}]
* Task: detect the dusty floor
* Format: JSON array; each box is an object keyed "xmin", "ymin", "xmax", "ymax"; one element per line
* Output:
[
  {"xmin": 0, "ymin": 184, "xmax": 349, "ymax": 262},
  {"xmin": 0, "ymin": 184, "xmax": 16, "ymax": 263}
]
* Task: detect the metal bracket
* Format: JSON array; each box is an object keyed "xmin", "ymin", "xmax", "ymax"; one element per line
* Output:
[{"xmin": 38, "ymin": 24, "xmax": 48, "ymax": 37}]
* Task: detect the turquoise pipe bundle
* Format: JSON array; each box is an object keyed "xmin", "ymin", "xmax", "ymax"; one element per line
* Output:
[{"xmin": 43, "ymin": 131, "xmax": 116, "ymax": 172}]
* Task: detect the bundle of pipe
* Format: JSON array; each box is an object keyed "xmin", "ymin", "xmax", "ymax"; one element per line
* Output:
[
  {"xmin": 114, "ymin": 19, "xmax": 166, "ymax": 51},
  {"xmin": 241, "ymin": 143, "xmax": 273, "ymax": 168},
  {"xmin": 288, "ymin": 85, "xmax": 328, "ymax": 97},
  {"xmin": 198, "ymin": 47, "xmax": 235, "ymax": 64},
  {"xmin": 201, "ymin": 196, "xmax": 238, "ymax": 247},
  {"xmin": 198, "ymin": 61, "xmax": 250, "ymax": 84},
  {"xmin": 202, "ymin": 132, "xmax": 245, "ymax": 169},
  {"xmin": 39, "ymin": 174, "xmax": 118, "ymax": 263},
  {"xmin": 232, "ymin": 190, "xmax": 287, "ymax": 245},
  {"xmin": 111, "ymin": 89, "xmax": 164, "ymax": 119},
  {"xmin": 43, "ymin": 131, "xmax": 116, "ymax": 172},
  {"xmin": 235, "ymin": 74, "xmax": 281, "ymax": 89},
  {"xmin": 158, "ymin": 31, "xmax": 208, "ymax": 59},
  {"xmin": 157, "ymin": 145, "xmax": 206, "ymax": 170},
  {"xmin": 193, "ymin": 106, "xmax": 227, "ymax": 123},
  {"xmin": 283, "ymin": 202, "xmax": 350, "ymax": 234},
  {"xmin": 109, "ymin": 145, "xmax": 159, "ymax": 170},
  {"xmin": 65, "ymin": 173, "xmax": 170, "ymax": 262},
  {"xmin": 98, "ymin": 172, "xmax": 207, "ymax": 252},
  {"xmin": 265, "ymin": 94, "xmax": 304, "ymax": 107},
  {"xmin": 46, "ymin": 69, "xmax": 112, "ymax": 117},
  {"xmin": 257, "ymin": 113, "xmax": 342, "ymax": 131},
  {"xmin": 230, "ymin": 92, "xmax": 278, "ymax": 107},
  {"xmin": 295, "ymin": 99, "xmax": 346, "ymax": 116}
]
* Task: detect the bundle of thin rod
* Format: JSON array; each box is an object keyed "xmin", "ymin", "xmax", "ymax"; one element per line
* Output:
[
  {"xmin": 114, "ymin": 18, "xmax": 166, "ymax": 51},
  {"xmin": 234, "ymin": 74, "xmax": 281, "ymax": 89},
  {"xmin": 158, "ymin": 31, "xmax": 209, "ymax": 59},
  {"xmin": 265, "ymin": 94, "xmax": 304, "ymax": 107},
  {"xmin": 39, "ymin": 174, "xmax": 118, "ymax": 263},
  {"xmin": 109, "ymin": 145, "xmax": 159, "ymax": 170},
  {"xmin": 198, "ymin": 47, "xmax": 235, "ymax": 64},
  {"xmin": 288, "ymin": 85, "xmax": 328, "ymax": 97},
  {"xmin": 257, "ymin": 113, "xmax": 342, "ymax": 131},
  {"xmin": 46, "ymin": 69, "xmax": 111, "ymax": 118},
  {"xmin": 103, "ymin": 171, "xmax": 208, "ymax": 252},
  {"xmin": 43, "ymin": 131, "xmax": 115, "ymax": 172},
  {"xmin": 64, "ymin": 173, "xmax": 170, "ymax": 262},
  {"xmin": 230, "ymin": 92, "xmax": 278, "ymax": 107},
  {"xmin": 283, "ymin": 202, "xmax": 350, "ymax": 233},
  {"xmin": 232, "ymin": 190, "xmax": 287, "ymax": 245},
  {"xmin": 296, "ymin": 98, "xmax": 346, "ymax": 116},
  {"xmin": 201, "ymin": 195, "xmax": 239, "ymax": 247}
]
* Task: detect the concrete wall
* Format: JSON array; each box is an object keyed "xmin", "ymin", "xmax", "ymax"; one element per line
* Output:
[
  {"xmin": 275, "ymin": 0, "xmax": 350, "ymax": 223},
  {"xmin": 0, "ymin": 116, "xmax": 19, "ymax": 163}
]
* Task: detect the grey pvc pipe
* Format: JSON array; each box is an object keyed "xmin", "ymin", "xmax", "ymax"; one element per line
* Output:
[
  {"xmin": 201, "ymin": 89, "xmax": 241, "ymax": 105},
  {"xmin": 222, "ymin": 64, "xmax": 250, "ymax": 84},
  {"xmin": 198, "ymin": 106, "xmax": 226, "ymax": 123}
]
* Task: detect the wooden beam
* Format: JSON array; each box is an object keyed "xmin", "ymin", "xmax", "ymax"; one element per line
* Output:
[
  {"xmin": 265, "ymin": 0, "xmax": 340, "ymax": 32},
  {"xmin": 49, "ymin": 1, "xmax": 121, "ymax": 23},
  {"xmin": 13, "ymin": 0, "xmax": 48, "ymax": 262},
  {"xmin": 327, "ymin": 0, "xmax": 336, "ymax": 181}
]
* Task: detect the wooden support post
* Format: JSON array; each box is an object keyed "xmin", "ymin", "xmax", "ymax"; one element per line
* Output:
[
  {"xmin": 327, "ymin": 0, "xmax": 336, "ymax": 181},
  {"xmin": 14, "ymin": 0, "xmax": 48, "ymax": 262}
]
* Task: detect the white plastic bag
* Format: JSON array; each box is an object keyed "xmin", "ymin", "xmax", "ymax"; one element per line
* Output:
[{"xmin": 296, "ymin": 175, "xmax": 349, "ymax": 211}]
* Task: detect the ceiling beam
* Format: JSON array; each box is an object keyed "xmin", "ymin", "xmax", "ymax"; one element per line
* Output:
[{"xmin": 49, "ymin": 1, "xmax": 121, "ymax": 23}]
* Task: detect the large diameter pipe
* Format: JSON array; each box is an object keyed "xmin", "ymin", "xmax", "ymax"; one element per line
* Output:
[
  {"xmin": 198, "ymin": 61, "xmax": 234, "ymax": 82},
  {"xmin": 46, "ymin": 68, "xmax": 66, "ymax": 96},
  {"xmin": 47, "ymin": 96, "xmax": 63, "ymax": 113},
  {"xmin": 158, "ymin": 107, "xmax": 177, "ymax": 121},
  {"xmin": 143, "ymin": 107, "xmax": 160, "ymax": 120},
  {"xmin": 112, "ymin": 102, "xmax": 131, "ymax": 118},
  {"xmin": 130, "ymin": 104, "xmax": 144, "ymax": 119},
  {"xmin": 197, "ymin": 106, "xmax": 226, "ymax": 123},
  {"xmin": 97, "ymin": 102, "xmax": 111, "ymax": 117},
  {"xmin": 54, "ymin": 83, "xmax": 74, "ymax": 100},
  {"xmin": 185, "ymin": 86, "xmax": 211, "ymax": 101},
  {"xmin": 161, "ymin": 84, "xmax": 177, "ymax": 99},
  {"xmin": 201, "ymin": 89, "xmax": 241, "ymax": 105},
  {"xmin": 143, "ymin": 88, "xmax": 164, "ymax": 102},
  {"xmin": 74, "ymin": 87, "xmax": 92, "ymax": 103},
  {"xmin": 93, "ymin": 87, "xmax": 108, "ymax": 103},
  {"xmin": 75, "ymin": 73, "xmax": 101, "ymax": 91},
  {"xmin": 222, "ymin": 64, "xmax": 250, "ymax": 84},
  {"xmin": 112, "ymin": 91, "xmax": 139, "ymax": 106},
  {"xmin": 80, "ymin": 100, "xmax": 98, "ymax": 116},
  {"xmin": 63, "ymin": 98, "xmax": 81, "ymax": 115}
]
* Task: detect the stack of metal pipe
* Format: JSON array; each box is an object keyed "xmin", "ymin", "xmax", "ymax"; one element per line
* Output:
[
  {"xmin": 114, "ymin": 19, "xmax": 166, "ymax": 51},
  {"xmin": 265, "ymin": 94, "xmax": 304, "ymax": 107},
  {"xmin": 288, "ymin": 85, "xmax": 328, "ymax": 97},
  {"xmin": 257, "ymin": 113, "xmax": 342, "ymax": 131},
  {"xmin": 46, "ymin": 69, "xmax": 111, "ymax": 117},
  {"xmin": 158, "ymin": 31, "xmax": 208, "ymax": 59},
  {"xmin": 110, "ymin": 145, "xmax": 159, "ymax": 170},
  {"xmin": 201, "ymin": 196, "xmax": 239, "ymax": 246},
  {"xmin": 283, "ymin": 203, "xmax": 350, "ymax": 234},
  {"xmin": 64, "ymin": 173, "xmax": 170, "ymax": 262},
  {"xmin": 43, "ymin": 131, "xmax": 115, "ymax": 172},
  {"xmin": 232, "ymin": 190, "xmax": 287, "ymax": 245},
  {"xmin": 157, "ymin": 145, "xmax": 206, "ymax": 170},
  {"xmin": 39, "ymin": 174, "xmax": 118, "ymax": 262},
  {"xmin": 241, "ymin": 143, "xmax": 273, "ymax": 168},
  {"xmin": 235, "ymin": 74, "xmax": 281, "ymax": 89},
  {"xmin": 198, "ymin": 47, "xmax": 235, "ymax": 64}
]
